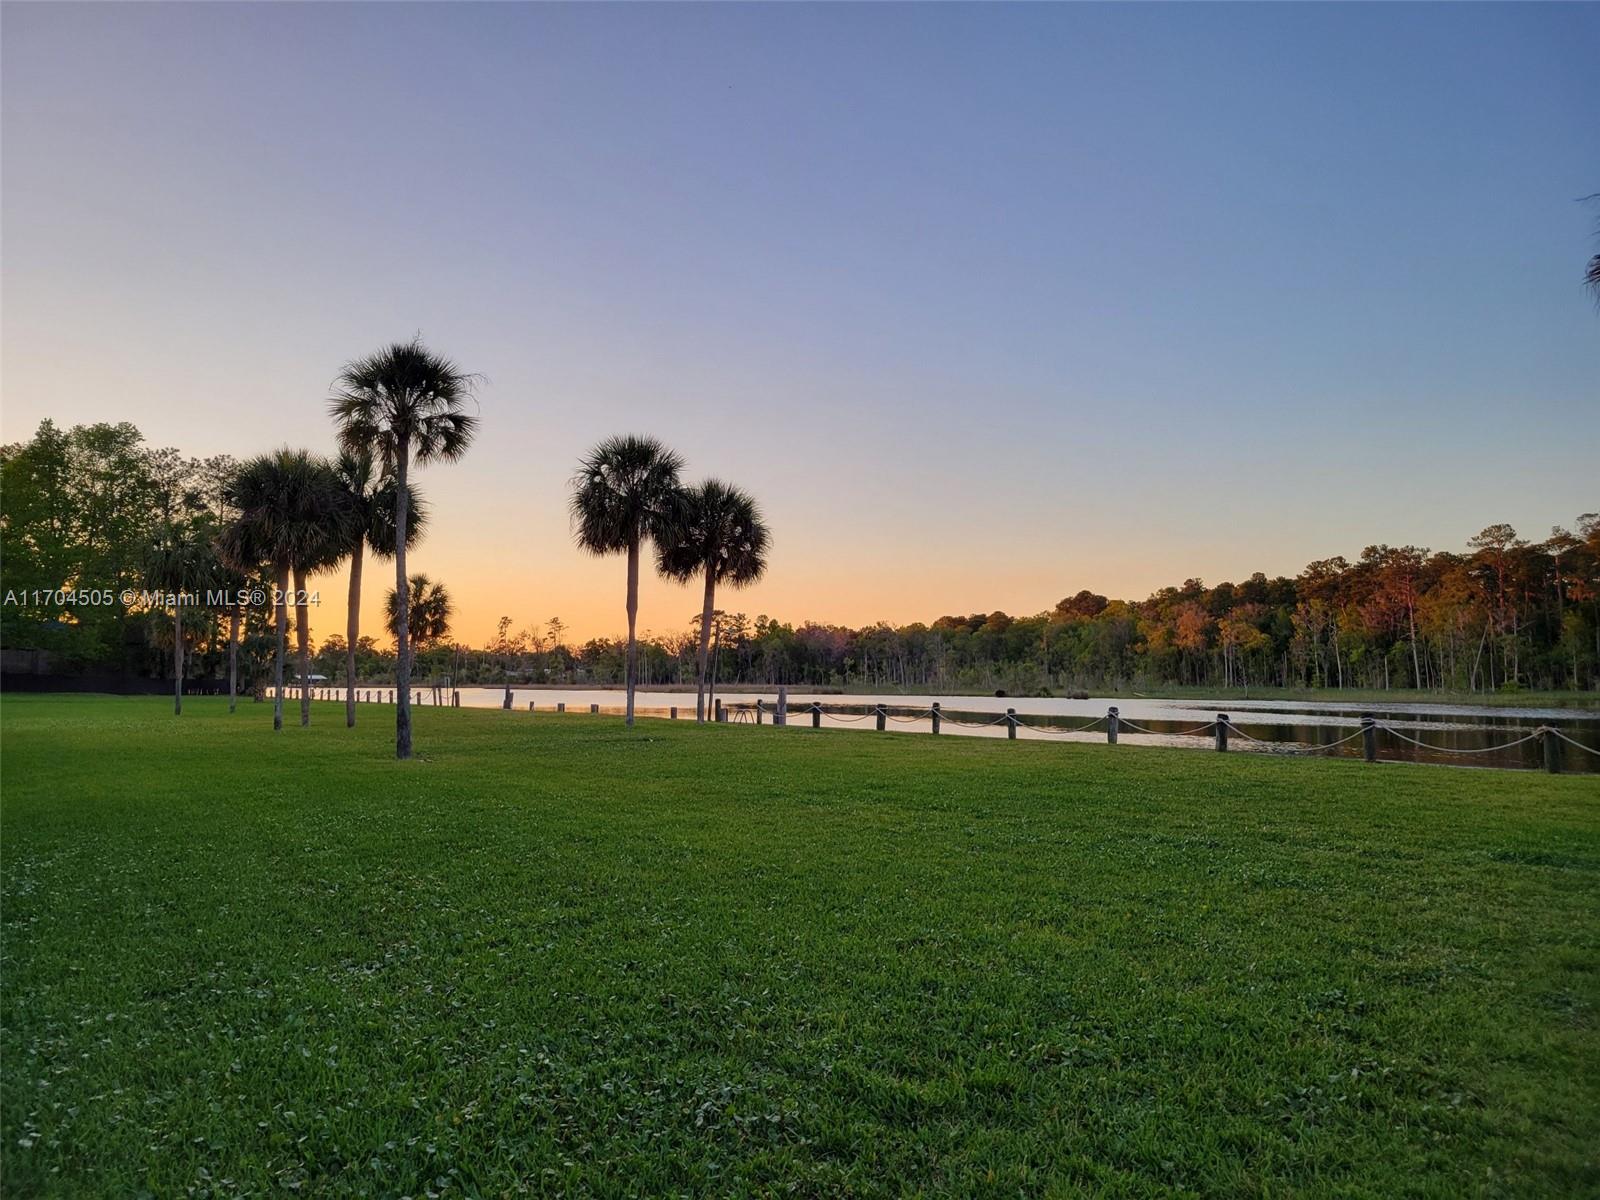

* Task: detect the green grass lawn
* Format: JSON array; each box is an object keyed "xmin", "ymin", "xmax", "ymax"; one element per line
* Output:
[{"xmin": 2, "ymin": 695, "xmax": 1597, "ymax": 1198}]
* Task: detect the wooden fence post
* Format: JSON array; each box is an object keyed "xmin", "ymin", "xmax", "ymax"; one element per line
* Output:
[
  {"xmin": 557, "ymin": 702, "xmax": 566, "ymax": 713},
  {"xmin": 755, "ymin": 700, "xmax": 764, "ymax": 725},
  {"xmin": 812, "ymin": 702, "xmax": 822, "ymax": 728},
  {"xmin": 931, "ymin": 702, "xmax": 941, "ymax": 734},
  {"xmin": 874, "ymin": 704, "xmax": 886, "ymax": 732},
  {"xmin": 1542, "ymin": 727, "xmax": 1563, "ymax": 774},
  {"xmin": 1107, "ymin": 706, "xmax": 1118, "ymax": 744},
  {"xmin": 1006, "ymin": 708, "xmax": 1017, "ymax": 739},
  {"xmin": 777, "ymin": 686, "xmax": 787, "ymax": 727},
  {"xmin": 528, "ymin": 700, "xmax": 535, "ymax": 712},
  {"xmin": 670, "ymin": 705, "xmax": 678, "ymax": 720},
  {"xmin": 1215, "ymin": 714, "xmax": 1229, "ymax": 752},
  {"xmin": 1361, "ymin": 714, "xmax": 1377, "ymax": 763},
  {"xmin": 503, "ymin": 687, "xmax": 512, "ymax": 710},
  {"xmin": 715, "ymin": 698, "xmax": 724, "ymax": 723},
  {"xmin": 590, "ymin": 703, "xmax": 599, "ymax": 714}
]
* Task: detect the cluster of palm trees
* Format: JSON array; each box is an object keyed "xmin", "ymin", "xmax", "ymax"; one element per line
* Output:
[
  {"xmin": 172, "ymin": 339, "xmax": 769, "ymax": 755},
  {"xmin": 570, "ymin": 436, "xmax": 769, "ymax": 725},
  {"xmin": 215, "ymin": 338, "xmax": 476, "ymax": 759}
]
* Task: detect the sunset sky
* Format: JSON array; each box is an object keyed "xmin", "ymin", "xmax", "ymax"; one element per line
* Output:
[{"xmin": 3, "ymin": 3, "xmax": 1597, "ymax": 646}]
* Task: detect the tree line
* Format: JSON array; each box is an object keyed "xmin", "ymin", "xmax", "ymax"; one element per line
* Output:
[
  {"xmin": 11, "ymin": 407, "xmax": 1592, "ymax": 706},
  {"xmin": 312, "ymin": 517, "xmax": 1600, "ymax": 698}
]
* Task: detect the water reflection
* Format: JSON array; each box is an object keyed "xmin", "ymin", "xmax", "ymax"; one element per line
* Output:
[{"xmin": 286, "ymin": 685, "xmax": 1600, "ymax": 774}]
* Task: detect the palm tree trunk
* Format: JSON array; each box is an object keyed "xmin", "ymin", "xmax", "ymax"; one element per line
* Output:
[
  {"xmin": 173, "ymin": 602, "xmax": 183, "ymax": 716},
  {"xmin": 394, "ymin": 451, "xmax": 413, "ymax": 759},
  {"xmin": 710, "ymin": 622, "xmax": 721, "ymax": 716},
  {"xmin": 346, "ymin": 540, "xmax": 363, "ymax": 728},
  {"xmin": 295, "ymin": 566, "xmax": 311, "ymax": 726},
  {"xmin": 227, "ymin": 605, "xmax": 240, "ymax": 713},
  {"xmin": 625, "ymin": 536, "xmax": 640, "ymax": 726},
  {"xmin": 273, "ymin": 562, "xmax": 289, "ymax": 731},
  {"xmin": 696, "ymin": 565, "xmax": 716, "ymax": 723}
]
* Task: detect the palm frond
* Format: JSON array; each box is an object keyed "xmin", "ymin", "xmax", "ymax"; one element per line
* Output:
[
  {"xmin": 655, "ymin": 478, "xmax": 770, "ymax": 589},
  {"xmin": 569, "ymin": 434, "xmax": 685, "ymax": 556},
  {"xmin": 329, "ymin": 336, "xmax": 480, "ymax": 468}
]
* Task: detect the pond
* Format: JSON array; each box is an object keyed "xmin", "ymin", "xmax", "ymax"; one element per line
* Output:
[{"xmin": 296, "ymin": 685, "xmax": 1600, "ymax": 774}]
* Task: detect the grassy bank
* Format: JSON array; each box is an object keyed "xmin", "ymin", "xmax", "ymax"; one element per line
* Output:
[{"xmin": 2, "ymin": 695, "xmax": 1597, "ymax": 1197}]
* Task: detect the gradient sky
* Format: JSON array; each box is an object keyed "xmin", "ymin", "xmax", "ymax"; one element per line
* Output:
[{"xmin": 3, "ymin": 2, "xmax": 1597, "ymax": 646}]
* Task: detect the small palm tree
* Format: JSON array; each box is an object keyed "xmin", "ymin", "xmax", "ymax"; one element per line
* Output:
[
  {"xmin": 221, "ymin": 450, "xmax": 348, "ymax": 732},
  {"xmin": 333, "ymin": 450, "xmax": 427, "ymax": 728},
  {"xmin": 143, "ymin": 521, "xmax": 218, "ymax": 716},
  {"xmin": 657, "ymin": 481, "xmax": 770, "ymax": 722},
  {"xmin": 570, "ymin": 435, "xmax": 684, "ymax": 725},
  {"xmin": 329, "ymin": 337, "xmax": 478, "ymax": 759},
  {"xmin": 384, "ymin": 574, "xmax": 453, "ymax": 674}
]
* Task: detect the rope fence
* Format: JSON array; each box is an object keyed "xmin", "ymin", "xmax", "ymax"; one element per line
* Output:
[
  {"xmin": 702, "ymin": 699, "xmax": 1597, "ymax": 773},
  {"xmin": 268, "ymin": 687, "xmax": 1599, "ymax": 773}
]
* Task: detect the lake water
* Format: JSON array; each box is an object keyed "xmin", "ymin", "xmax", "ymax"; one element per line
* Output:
[{"xmin": 294, "ymin": 685, "xmax": 1600, "ymax": 774}]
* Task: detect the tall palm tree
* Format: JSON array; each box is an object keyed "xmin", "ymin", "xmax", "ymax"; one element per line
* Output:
[
  {"xmin": 143, "ymin": 521, "xmax": 218, "ymax": 716},
  {"xmin": 333, "ymin": 450, "xmax": 427, "ymax": 728},
  {"xmin": 329, "ymin": 338, "xmax": 478, "ymax": 759},
  {"xmin": 384, "ymin": 574, "xmax": 453, "ymax": 674},
  {"xmin": 570, "ymin": 435, "xmax": 684, "ymax": 725},
  {"xmin": 657, "ymin": 480, "xmax": 770, "ymax": 722},
  {"xmin": 221, "ymin": 450, "xmax": 346, "ymax": 732}
]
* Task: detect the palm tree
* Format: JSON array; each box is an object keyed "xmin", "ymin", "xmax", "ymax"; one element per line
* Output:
[
  {"xmin": 143, "ymin": 521, "xmax": 218, "ymax": 716},
  {"xmin": 221, "ymin": 450, "xmax": 347, "ymax": 732},
  {"xmin": 329, "ymin": 338, "xmax": 478, "ymax": 759},
  {"xmin": 384, "ymin": 574, "xmax": 453, "ymax": 675},
  {"xmin": 570, "ymin": 435, "xmax": 684, "ymax": 725},
  {"xmin": 333, "ymin": 450, "xmax": 427, "ymax": 728},
  {"xmin": 657, "ymin": 481, "xmax": 770, "ymax": 722}
]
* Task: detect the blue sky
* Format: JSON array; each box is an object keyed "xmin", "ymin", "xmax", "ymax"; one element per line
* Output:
[{"xmin": 3, "ymin": 3, "xmax": 1596, "ymax": 640}]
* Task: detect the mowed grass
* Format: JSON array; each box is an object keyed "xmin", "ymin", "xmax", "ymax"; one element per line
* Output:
[{"xmin": 2, "ymin": 697, "xmax": 1597, "ymax": 1199}]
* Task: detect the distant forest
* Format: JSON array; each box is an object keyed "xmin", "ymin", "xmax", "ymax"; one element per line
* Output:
[
  {"xmin": 3, "ymin": 419, "xmax": 1596, "ymax": 694},
  {"xmin": 453, "ymin": 519, "xmax": 1600, "ymax": 696}
]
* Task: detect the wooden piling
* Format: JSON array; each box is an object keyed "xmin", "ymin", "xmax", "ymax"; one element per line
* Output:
[
  {"xmin": 1006, "ymin": 708, "xmax": 1017, "ymax": 739},
  {"xmin": 1215, "ymin": 714, "xmax": 1229, "ymax": 752},
  {"xmin": 1543, "ymin": 727, "xmax": 1563, "ymax": 774},
  {"xmin": 1361, "ymin": 715, "xmax": 1377, "ymax": 763},
  {"xmin": 931, "ymin": 702, "xmax": 941, "ymax": 734},
  {"xmin": 1107, "ymin": 706, "xmax": 1118, "ymax": 744}
]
